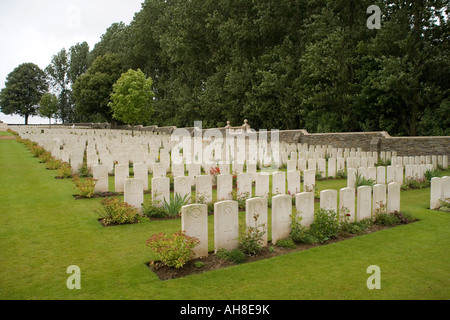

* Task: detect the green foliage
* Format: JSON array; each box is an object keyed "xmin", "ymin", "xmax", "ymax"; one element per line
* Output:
[
  {"xmin": 275, "ymin": 239, "xmax": 296, "ymax": 249},
  {"xmin": 72, "ymin": 53, "xmax": 126, "ymax": 122},
  {"xmin": 424, "ymin": 169, "xmax": 443, "ymax": 182},
  {"xmin": 194, "ymin": 261, "xmax": 205, "ymax": 268},
  {"xmin": 215, "ymin": 248, "xmax": 246, "ymax": 264},
  {"xmin": 146, "ymin": 232, "xmax": 200, "ymax": 269},
  {"xmin": 38, "ymin": 93, "xmax": 59, "ymax": 126},
  {"xmin": 402, "ymin": 177, "xmax": 430, "ymax": 191},
  {"xmin": 355, "ymin": 172, "xmax": 376, "ymax": 189},
  {"xmin": 99, "ymin": 197, "xmax": 140, "ymax": 226},
  {"xmin": 238, "ymin": 214, "xmax": 266, "ymax": 256},
  {"xmin": 142, "ymin": 197, "xmax": 168, "ymax": 219},
  {"xmin": 72, "ymin": 175, "xmax": 97, "ymax": 198},
  {"xmin": 57, "ymin": 162, "xmax": 72, "ymax": 179},
  {"xmin": 309, "ymin": 209, "xmax": 340, "ymax": 243},
  {"xmin": 164, "ymin": 193, "xmax": 190, "ymax": 217},
  {"xmin": 109, "ymin": 68, "xmax": 154, "ymax": 136},
  {"xmin": 0, "ymin": 63, "xmax": 47, "ymax": 124}
]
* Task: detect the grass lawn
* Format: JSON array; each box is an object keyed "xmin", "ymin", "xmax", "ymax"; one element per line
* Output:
[{"xmin": 0, "ymin": 139, "xmax": 449, "ymax": 300}]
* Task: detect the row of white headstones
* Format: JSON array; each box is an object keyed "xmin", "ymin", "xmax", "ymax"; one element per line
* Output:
[{"xmin": 13, "ymin": 128, "xmax": 448, "ymax": 255}]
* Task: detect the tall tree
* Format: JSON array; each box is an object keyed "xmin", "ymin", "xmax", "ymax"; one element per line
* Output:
[
  {"xmin": 72, "ymin": 53, "xmax": 126, "ymax": 122},
  {"xmin": 0, "ymin": 63, "xmax": 47, "ymax": 124},
  {"xmin": 45, "ymin": 49, "xmax": 72, "ymax": 123},
  {"xmin": 109, "ymin": 68, "xmax": 155, "ymax": 136},
  {"xmin": 38, "ymin": 93, "xmax": 59, "ymax": 128}
]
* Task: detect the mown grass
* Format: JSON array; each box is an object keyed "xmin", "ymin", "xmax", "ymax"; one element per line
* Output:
[{"xmin": 0, "ymin": 139, "xmax": 449, "ymax": 300}]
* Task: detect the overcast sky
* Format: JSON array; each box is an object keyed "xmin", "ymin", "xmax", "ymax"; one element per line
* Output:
[{"xmin": 0, "ymin": 0, "xmax": 144, "ymax": 124}]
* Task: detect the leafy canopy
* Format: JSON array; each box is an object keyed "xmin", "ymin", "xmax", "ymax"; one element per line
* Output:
[{"xmin": 109, "ymin": 68, "xmax": 154, "ymax": 134}]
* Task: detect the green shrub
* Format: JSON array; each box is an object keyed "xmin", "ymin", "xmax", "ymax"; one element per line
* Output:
[
  {"xmin": 227, "ymin": 249, "xmax": 246, "ymax": 264},
  {"xmin": 45, "ymin": 158, "xmax": 61, "ymax": 170},
  {"xmin": 57, "ymin": 162, "xmax": 72, "ymax": 178},
  {"xmin": 290, "ymin": 214, "xmax": 319, "ymax": 244},
  {"xmin": 238, "ymin": 214, "xmax": 266, "ymax": 256},
  {"xmin": 424, "ymin": 169, "xmax": 443, "ymax": 182},
  {"xmin": 215, "ymin": 248, "xmax": 246, "ymax": 264},
  {"xmin": 143, "ymin": 198, "xmax": 168, "ymax": 219},
  {"xmin": 402, "ymin": 177, "xmax": 429, "ymax": 190},
  {"xmin": 374, "ymin": 212, "xmax": 401, "ymax": 226},
  {"xmin": 355, "ymin": 172, "xmax": 376, "ymax": 189},
  {"xmin": 146, "ymin": 232, "xmax": 200, "ymax": 269},
  {"xmin": 73, "ymin": 175, "xmax": 97, "ymax": 198},
  {"xmin": 309, "ymin": 209, "xmax": 340, "ymax": 243},
  {"xmin": 194, "ymin": 261, "xmax": 205, "ymax": 268},
  {"xmin": 99, "ymin": 197, "xmax": 140, "ymax": 225},
  {"xmin": 163, "ymin": 193, "xmax": 190, "ymax": 217},
  {"xmin": 275, "ymin": 238, "xmax": 296, "ymax": 249}
]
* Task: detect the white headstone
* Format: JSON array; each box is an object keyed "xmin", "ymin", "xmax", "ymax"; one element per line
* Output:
[
  {"xmin": 133, "ymin": 163, "xmax": 149, "ymax": 191},
  {"xmin": 214, "ymin": 200, "xmax": 239, "ymax": 253},
  {"xmin": 295, "ymin": 192, "xmax": 314, "ymax": 227},
  {"xmin": 93, "ymin": 165, "xmax": 109, "ymax": 193},
  {"xmin": 357, "ymin": 185, "xmax": 372, "ymax": 221},
  {"xmin": 174, "ymin": 176, "xmax": 192, "ymax": 203},
  {"xmin": 124, "ymin": 178, "xmax": 144, "ymax": 214},
  {"xmin": 320, "ymin": 189, "xmax": 337, "ymax": 213},
  {"xmin": 182, "ymin": 204, "xmax": 208, "ymax": 258},
  {"xmin": 387, "ymin": 182, "xmax": 401, "ymax": 213},
  {"xmin": 430, "ymin": 177, "xmax": 443, "ymax": 210},
  {"xmin": 272, "ymin": 171, "xmax": 286, "ymax": 195},
  {"xmin": 373, "ymin": 184, "xmax": 387, "ymax": 215},
  {"xmin": 114, "ymin": 163, "xmax": 129, "ymax": 193},
  {"xmin": 196, "ymin": 175, "xmax": 213, "ymax": 203},
  {"xmin": 237, "ymin": 173, "xmax": 253, "ymax": 199},
  {"xmin": 217, "ymin": 174, "xmax": 233, "ymax": 201},
  {"xmin": 255, "ymin": 172, "xmax": 269, "ymax": 198},
  {"xmin": 376, "ymin": 166, "xmax": 386, "ymax": 184},
  {"xmin": 151, "ymin": 176, "xmax": 170, "ymax": 206},
  {"xmin": 246, "ymin": 197, "xmax": 268, "ymax": 247},
  {"xmin": 271, "ymin": 194, "xmax": 293, "ymax": 244},
  {"xmin": 339, "ymin": 187, "xmax": 355, "ymax": 221},
  {"xmin": 287, "ymin": 170, "xmax": 301, "ymax": 196},
  {"xmin": 303, "ymin": 169, "xmax": 316, "ymax": 192}
]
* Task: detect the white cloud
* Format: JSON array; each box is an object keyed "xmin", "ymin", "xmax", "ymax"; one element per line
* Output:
[{"xmin": 0, "ymin": 0, "xmax": 143, "ymax": 124}]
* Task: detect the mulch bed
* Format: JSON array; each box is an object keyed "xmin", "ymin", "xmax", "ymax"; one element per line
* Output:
[{"xmin": 147, "ymin": 223, "xmax": 404, "ymax": 281}]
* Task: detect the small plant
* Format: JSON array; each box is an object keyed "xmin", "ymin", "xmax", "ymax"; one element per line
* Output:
[
  {"xmin": 424, "ymin": 169, "xmax": 443, "ymax": 182},
  {"xmin": 164, "ymin": 193, "xmax": 190, "ymax": 217},
  {"xmin": 209, "ymin": 166, "xmax": 220, "ymax": 188},
  {"xmin": 402, "ymin": 177, "xmax": 429, "ymax": 190},
  {"xmin": 290, "ymin": 213, "xmax": 319, "ymax": 244},
  {"xmin": 439, "ymin": 198, "xmax": 450, "ymax": 212},
  {"xmin": 78, "ymin": 162, "xmax": 92, "ymax": 177},
  {"xmin": 38, "ymin": 151, "xmax": 53, "ymax": 163},
  {"xmin": 275, "ymin": 238, "xmax": 296, "ymax": 249},
  {"xmin": 72, "ymin": 175, "xmax": 97, "ymax": 198},
  {"xmin": 231, "ymin": 189, "xmax": 250, "ymax": 210},
  {"xmin": 238, "ymin": 213, "xmax": 266, "ymax": 256},
  {"xmin": 216, "ymin": 248, "xmax": 246, "ymax": 264},
  {"xmin": 336, "ymin": 170, "xmax": 347, "ymax": 179},
  {"xmin": 57, "ymin": 162, "xmax": 72, "ymax": 178},
  {"xmin": 143, "ymin": 196, "xmax": 168, "ymax": 219},
  {"xmin": 99, "ymin": 197, "xmax": 140, "ymax": 225},
  {"xmin": 309, "ymin": 209, "xmax": 340, "ymax": 243},
  {"xmin": 194, "ymin": 261, "xmax": 205, "ymax": 268},
  {"xmin": 355, "ymin": 172, "xmax": 376, "ymax": 189},
  {"xmin": 146, "ymin": 232, "xmax": 200, "ymax": 269},
  {"xmin": 45, "ymin": 158, "xmax": 62, "ymax": 170}
]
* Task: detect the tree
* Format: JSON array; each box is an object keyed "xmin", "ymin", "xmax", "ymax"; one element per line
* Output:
[
  {"xmin": 108, "ymin": 68, "xmax": 154, "ymax": 136},
  {"xmin": 72, "ymin": 53, "xmax": 126, "ymax": 122},
  {"xmin": 39, "ymin": 93, "xmax": 59, "ymax": 128},
  {"xmin": 0, "ymin": 63, "xmax": 47, "ymax": 124}
]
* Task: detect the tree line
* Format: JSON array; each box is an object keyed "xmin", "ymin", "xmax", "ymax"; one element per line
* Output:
[{"xmin": 1, "ymin": 0, "xmax": 449, "ymax": 136}]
